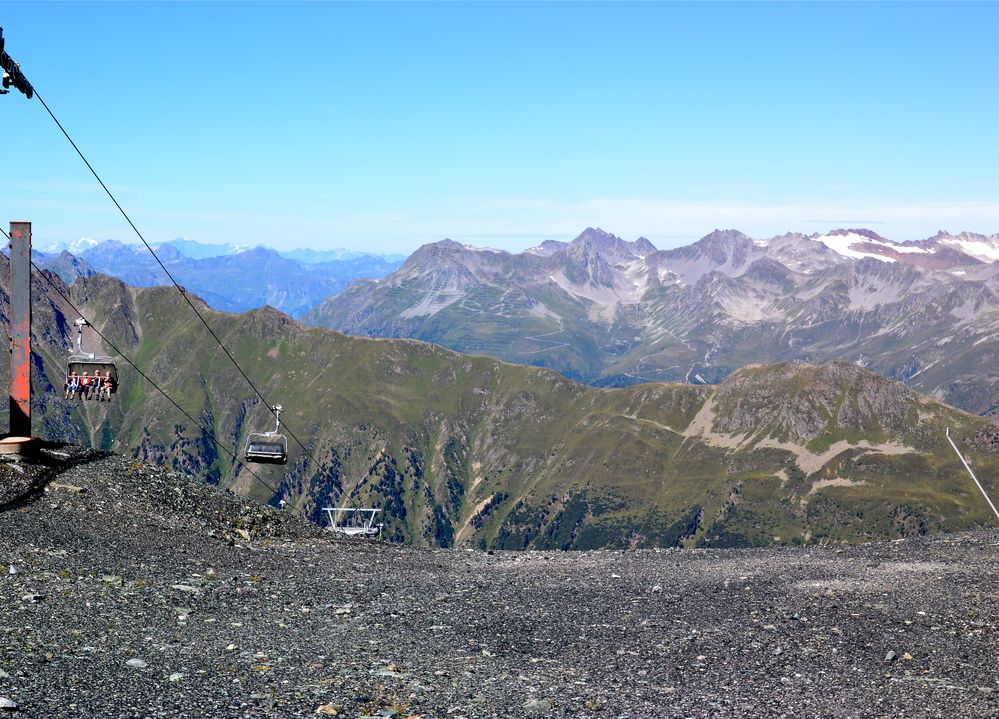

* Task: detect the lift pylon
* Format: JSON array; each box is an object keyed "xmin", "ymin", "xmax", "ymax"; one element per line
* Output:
[{"xmin": 1, "ymin": 221, "xmax": 39, "ymax": 455}]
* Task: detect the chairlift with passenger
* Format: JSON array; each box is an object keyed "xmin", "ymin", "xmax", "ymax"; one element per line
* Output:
[
  {"xmin": 244, "ymin": 404, "xmax": 288, "ymax": 464},
  {"xmin": 67, "ymin": 318, "xmax": 118, "ymax": 393}
]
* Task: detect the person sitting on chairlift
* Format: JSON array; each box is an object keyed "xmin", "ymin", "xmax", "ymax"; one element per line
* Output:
[
  {"xmin": 100, "ymin": 371, "xmax": 115, "ymax": 401},
  {"xmin": 79, "ymin": 372, "xmax": 92, "ymax": 400},
  {"xmin": 65, "ymin": 370, "xmax": 79, "ymax": 400}
]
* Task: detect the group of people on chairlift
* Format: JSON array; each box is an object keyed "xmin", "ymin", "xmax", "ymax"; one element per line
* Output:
[{"xmin": 63, "ymin": 370, "xmax": 115, "ymax": 402}]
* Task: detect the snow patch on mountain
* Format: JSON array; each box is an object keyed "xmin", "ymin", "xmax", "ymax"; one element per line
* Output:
[
  {"xmin": 813, "ymin": 232, "xmax": 929, "ymax": 262},
  {"xmin": 938, "ymin": 236, "xmax": 999, "ymax": 263},
  {"xmin": 37, "ymin": 237, "xmax": 103, "ymax": 254}
]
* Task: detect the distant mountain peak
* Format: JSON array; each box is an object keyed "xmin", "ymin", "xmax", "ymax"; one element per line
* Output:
[
  {"xmin": 634, "ymin": 237, "xmax": 657, "ymax": 255},
  {"xmin": 526, "ymin": 239, "xmax": 568, "ymax": 257},
  {"xmin": 572, "ymin": 227, "xmax": 617, "ymax": 242},
  {"xmin": 430, "ymin": 238, "xmax": 465, "ymax": 250},
  {"xmin": 404, "ymin": 238, "xmax": 468, "ymax": 263},
  {"xmin": 570, "ymin": 227, "xmax": 654, "ymax": 260},
  {"xmin": 827, "ymin": 228, "xmax": 889, "ymax": 243},
  {"xmin": 238, "ymin": 245, "xmax": 281, "ymax": 259},
  {"xmin": 695, "ymin": 229, "xmax": 753, "ymax": 250},
  {"xmin": 675, "ymin": 229, "xmax": 756, "ymax": 267},
  {"xmin": 926, "ymin": 230, "xmax": 999, "ymax": 263},
  {"xmin": 571, "ymin": 227, "xmax": 625, "ymax": 252},
  {"xmin": 702, "ymin": 228, "xmax": 751, "ymax": 242}
]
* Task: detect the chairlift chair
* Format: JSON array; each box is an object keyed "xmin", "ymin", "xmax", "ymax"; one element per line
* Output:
[
  {"xmin": 244, "ymin": 404, "xmax": 288, "ymax": 465},
  {"xmin": 67, "ymin": 318, "xmax": 118, "ymax": 392},
  {"xmin": 323, "ymin": 507, "xmax": 383, "ymax": 538}
]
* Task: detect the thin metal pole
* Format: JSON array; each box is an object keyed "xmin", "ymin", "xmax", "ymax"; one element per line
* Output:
[
  {"xmin": 946, "ymin": 428, "xmax": 999, "ymax": 522},
  {"xmin": 8, "ymin": 221, "xmax": 31, "ymax": 437}
]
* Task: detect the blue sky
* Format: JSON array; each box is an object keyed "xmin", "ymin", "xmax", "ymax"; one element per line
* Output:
[{"xmin": 2, "ymin": 2, "xmax": 998, "ymax": 254}]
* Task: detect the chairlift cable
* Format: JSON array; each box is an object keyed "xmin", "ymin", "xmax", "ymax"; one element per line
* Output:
[{"xmin": 30, "ymin": 89, "xmax": 334, "ymax": 486}]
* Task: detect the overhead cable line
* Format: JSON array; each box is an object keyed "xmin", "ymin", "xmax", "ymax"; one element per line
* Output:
[
  {"xmin": 30, "ymin": 89, "xmax": 332, "ymax": 482},
  {"xmin": 2, "ymin": 228, "xmax": 285, "ymax": 505}
]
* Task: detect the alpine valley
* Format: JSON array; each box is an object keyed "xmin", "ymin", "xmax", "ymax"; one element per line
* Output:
[
  {"xmin": 3, "ymin": 254, "xmax": 998, "ymax": 549},
  {"xmin": 305, "ymin": 228, "xmax": 999, "ymax": 418}
]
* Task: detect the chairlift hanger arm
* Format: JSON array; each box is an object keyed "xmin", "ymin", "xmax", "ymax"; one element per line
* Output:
[
  {"xmin": 72, "ymin": 318, "xmax": 96, "ymax": 359},
  {"xmin": 272, "ymin": 404, "xmax": 283, "ymax": 435}
]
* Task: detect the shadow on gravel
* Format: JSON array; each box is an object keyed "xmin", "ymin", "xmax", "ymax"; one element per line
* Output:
[{"xmin": 0, "ymin": 442, "xmax": 112, "ymax": 513}]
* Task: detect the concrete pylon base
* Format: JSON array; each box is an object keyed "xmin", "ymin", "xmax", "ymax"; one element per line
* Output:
[{"xmin": 0, "ymin": 436, "xmax": 41, "ymax": 456}]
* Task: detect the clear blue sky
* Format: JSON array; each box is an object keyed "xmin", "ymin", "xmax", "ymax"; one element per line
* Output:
[{"xmin": 2, "ymin": 1, "xmax": 998, "ymax": 254}]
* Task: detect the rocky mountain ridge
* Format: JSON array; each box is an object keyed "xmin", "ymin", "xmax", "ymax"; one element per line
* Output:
[{"xmin": 305, "ymin": 227, "xmax": 999, "ymax": 417}]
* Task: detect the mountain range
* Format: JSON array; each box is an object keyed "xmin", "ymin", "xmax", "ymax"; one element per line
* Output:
[
  {"xmin": 305, "ymin": 227, "xmax": 999, "ymax": 418},
  {"xmin": 4, "ymin": 258, "xmax": 998, "ymax": 549},
  {"xmin": 36, "ymin": 236, "xmax": 407, "ymax": 263},
  {"xmin": 33, "ymin": 239, "xmax": 402, "ymax": 318}
]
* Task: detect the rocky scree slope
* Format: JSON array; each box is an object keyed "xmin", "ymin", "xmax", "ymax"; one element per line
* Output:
[
  {"xmin": 4, "ymin": 263, "xmax": 999, "ymax": 550},
  {"xmin": 0, "ymin": 448, "xmax": 997, "ymax": 718},
  {"xmin": 305, "ymin": 227, "xmax": 999, "ymax": 417}
]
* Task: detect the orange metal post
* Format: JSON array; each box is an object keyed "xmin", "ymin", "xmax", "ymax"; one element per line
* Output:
[{"xmin": 8, "ymin": 221, "xmax": 31, "ymax": 436}]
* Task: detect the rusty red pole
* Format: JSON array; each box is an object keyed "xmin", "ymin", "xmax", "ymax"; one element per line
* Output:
[{"xmin": 8, "ymin": 221, "xmax": 31, "ymax": 437}]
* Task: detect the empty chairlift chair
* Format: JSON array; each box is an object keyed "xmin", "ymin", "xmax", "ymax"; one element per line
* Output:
[
  {"xmin": 323, "ymin": 507, "xmax": 383, "ymax": 538},
  {"xmin": 244, "ymin": 404, "xmax": 288, "ymax": 465},
  {"xmin": 67, "ymin": 318, "xmax": 118, "ymax": 399}
]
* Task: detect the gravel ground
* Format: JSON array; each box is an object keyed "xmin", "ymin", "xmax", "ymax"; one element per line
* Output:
[{"xmin": 1, "ymin": 446, "xmax": 997, "ymax": 718}]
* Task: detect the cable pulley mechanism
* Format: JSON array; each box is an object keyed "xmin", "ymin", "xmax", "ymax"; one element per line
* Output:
[{"xmin": 0, "ymin": 27, "xmax": 34, "ymax": 98}]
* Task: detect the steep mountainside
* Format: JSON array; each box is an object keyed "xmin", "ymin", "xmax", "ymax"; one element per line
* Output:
[
  {"xmin": 305, "ymin": 228, "xmax": 999, "ymax": 417},
  {"xmin": 3, "ymin": 261, "xmax": 999, "ymax": 549},
  {"xmin": 35, "ymin": 240, "xmax": 402, "ymax": 318}
]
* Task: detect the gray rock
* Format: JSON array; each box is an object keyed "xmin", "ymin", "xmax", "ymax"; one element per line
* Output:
[
  {"xmin": 523, "ymin": 697, "xmax": 554, "ymax": 713},
  {"xmin": 0, "ymin": 697, "xmax": 17, "ymax": 711},
  {"xmin": 884, "ymin": 650, "xmax": 898, "ymax": 663},
  {"xmin": 125, "ymin": 658, "xmax": 148, "ymax": 669},
  {"xmin": 170, "ymin": 584, "xmax": 200, "ymax": 594}
]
